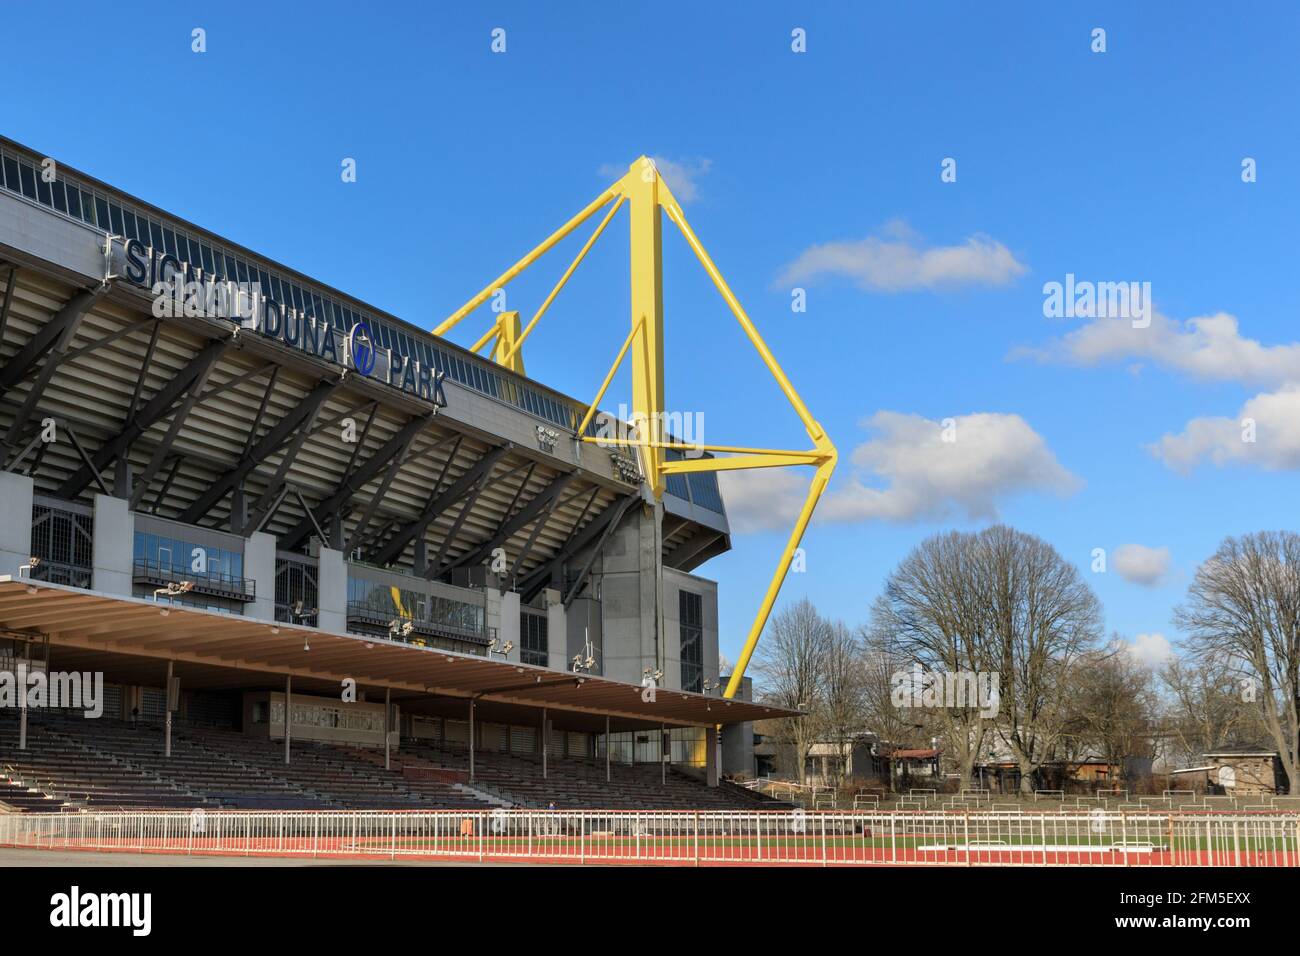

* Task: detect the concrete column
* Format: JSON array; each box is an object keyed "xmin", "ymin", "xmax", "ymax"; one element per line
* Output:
[
  {"xmin": 605, "ymin": 715, "xmax": 610, "ymax": 783},
  {"xmin": 468, "ymin": 698, "xmax": 475, "ymax": 781},
  {"xmin": 283, "ymin": 676, "xmax": 291, "ymax": 765},
  {"xmin": 706, "ymin": 725, "xmax": 719, "ymax": 787},
  {"xmin": 18, "ymin": 641, "xmax": 29, "ymax": 751},
  {"xmin": 317, "ymin": 546, "xmax": 346, "ymax": 632},
  {"xmin": 164, "ymin": 660, "xmax": 173, "ymax": 758},
  {"xmin": 499, "ymin": 590, "xmax": 520, "ymax": 655},
  {"xmin": 91, "ymin": 493, "xmax": 133, "ymax": 596},
  {"xmin": 245, "ymin": 530, "xmax": 277, "ymax": 621},
  {"xmin": 546, "ymin": 593, "xmax": 566, "ymax": 670},
  {"xmin": 0, "ymin": 472, "xmax": 33, "ymax": 577},
  {"xmin": 384, "ymin": 687, "xmax": 391, "ymax": 771},
  {"xmin": 661, "ymin": 723, "xmax": 666, "ymax": 786},
  {"xmin": 542, "ymin": 707, "xmax": 548, "ymax": 779}
]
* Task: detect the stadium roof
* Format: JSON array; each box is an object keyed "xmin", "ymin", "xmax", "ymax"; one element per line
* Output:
[{"xmin": 0, "ymin": 578, "xmax": 795, "ymax": 731}]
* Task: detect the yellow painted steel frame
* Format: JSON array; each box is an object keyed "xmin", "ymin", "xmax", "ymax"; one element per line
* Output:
[{"xmin": 433, "ymin": 158, "xmax": 837, "ymax": 699}]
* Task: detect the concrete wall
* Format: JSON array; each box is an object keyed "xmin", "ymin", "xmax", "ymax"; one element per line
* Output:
[
  {"xmin": 663, "ymin": 567, "xmax": 719, "ymax": 692},
  {"xmin": 499, "ymin": 589, "xmax": 520, "ymax": 658},
  {"xmin": 317, "ymin": 546, "xmax": 346, "ymax": 632},
  {"xmin": 566, "ymin": 597, "xmax": 602, "ymax": 675},
  {"xmin": 91, "ymin": 494, "xmax": 133, "ymax": 596},
  {"xmin": 0, "ymin": 471, "xmax": 34, "ymax": 577},
  {"xmin": 545, "ymin": 590, "xmax": 566, "ymax": 670},
  {"xmin": 245, "ymin": 531, "xmax": 276, "ymax": 621},
  {"xmin": 597, "ymin": 500, "xmax": 661, "ymax": 686},
  {"xmin": 721, "ymin": 675, "xmax": 756, "ymax": 778}
]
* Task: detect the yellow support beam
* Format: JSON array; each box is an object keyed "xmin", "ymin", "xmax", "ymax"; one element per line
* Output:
[
  {"xmin": 430, "ymin": 157, "xmax": 838, "ymax": 697},
  {"xmin": 627, "ymin": 157, "xmax": 666, "ymax": 498}
]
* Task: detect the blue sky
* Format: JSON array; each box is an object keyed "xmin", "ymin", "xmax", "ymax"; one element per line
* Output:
[{"xmin": 5, "ymin": 2, "xmax": 1300, "ymax": 668}]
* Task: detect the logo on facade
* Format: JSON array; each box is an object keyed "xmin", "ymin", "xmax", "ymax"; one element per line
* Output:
[{"xmin": 348, "ymin": 320, "xmax": 376, "ymax": 376}]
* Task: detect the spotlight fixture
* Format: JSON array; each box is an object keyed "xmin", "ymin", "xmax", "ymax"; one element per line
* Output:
[{"xmin": 17, "ymin": 556, "xmax": 40, "ymax": 578}]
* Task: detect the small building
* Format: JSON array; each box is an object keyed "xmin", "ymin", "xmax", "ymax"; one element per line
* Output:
[
  {"xmin": 1201, "ymin": 750, "xmax": 1286, "ymax": 795},
  {"xmin": 891, "ymin": 748, "xmax": 941, "ymax": 785}
]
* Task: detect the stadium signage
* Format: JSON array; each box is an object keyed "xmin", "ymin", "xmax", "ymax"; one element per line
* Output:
[{"xmin": 117, "ymin": 237, "xmax": 446, "ymax": 406}]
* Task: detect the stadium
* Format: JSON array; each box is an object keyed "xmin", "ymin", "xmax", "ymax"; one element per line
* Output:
[
  {"xmin": 0, "ymin": 131, "xmax": 830, "ymax": 857},
  {"xmin": 0, "ymin": 133, "xmax": 1296, "ymax": 871}
]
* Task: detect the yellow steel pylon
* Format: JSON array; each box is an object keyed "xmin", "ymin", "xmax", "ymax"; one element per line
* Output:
[{"xmin": 433, "ymin": 158, "xmax": 837, "ymax": 698}]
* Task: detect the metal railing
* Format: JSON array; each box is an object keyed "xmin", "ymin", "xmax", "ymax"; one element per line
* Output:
[
  {"xmin": 1, "ymin": 809, "xmax": 1297, "ymax": 866},
  {"xmin": 131, "ymin": 558, "xmax": 255, "ymax": 602}
]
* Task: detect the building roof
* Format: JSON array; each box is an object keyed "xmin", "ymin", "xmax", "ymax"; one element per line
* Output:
[
  {"xmin": 0, "ymin": 578, "xmax": 797, "ymax": 731},
  {"xmin": 891, "ymin": 748, "xmax": 939, "ymax": 759}
]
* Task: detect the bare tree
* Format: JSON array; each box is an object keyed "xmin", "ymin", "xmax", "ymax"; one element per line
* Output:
[
  {"xmin": 752, "ymin": 598, "xmax": 829, "ymax": 784},
  {"xmin": 982, "ymin": 526, "xmax": 1102, "ymax": 794},
  {"xmin": 1066, "ymin": 642, "xmax": 1157, "ymax": 785},
  {"xmin": 860, "ymin": 601, "xmax": 931, "ymax": 751},
  {"xmin": 874, "ymin": 530, "xmax": 1000, "ymax": 790},
  {"xmin": 1160, "ymin": 656, "xmax": 1267, "ymax": 765},
  {"xmin": 820, "ymin": 620, "xmax": 866, "ymax": 785},
  {"xmin": 1175, "ymin": 532, "xmax": 1300, "ymax": 794}
]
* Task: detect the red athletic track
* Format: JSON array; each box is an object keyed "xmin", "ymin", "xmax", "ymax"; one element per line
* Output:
[{"xmin": 1, "ymin": 837, "xmax": 1289, "ymax": 867}]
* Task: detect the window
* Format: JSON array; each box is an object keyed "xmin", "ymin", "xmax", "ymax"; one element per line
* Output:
[
  {"xmin": 65, "ymin": 184, "xmax": 82, "ymax": 219},
  {"xmin": 19, "ymin": 162, "xmax": 37, "ymax": 200},
  {"xmin": 521, "ymin": 610, "xmax": 548, "ymax": 666},
  {"xmin": 2, "ymin": 156, "xmax": 18, "ymax": 192},
  {"xmin": 679, "ymin": 590, "xmax": 703, "ymax": 692}
]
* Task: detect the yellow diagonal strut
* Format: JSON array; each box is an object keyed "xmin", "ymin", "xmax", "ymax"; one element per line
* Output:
[{"xmin": 433, "ymin": 157, "xmax": 837, "ymax": 700}]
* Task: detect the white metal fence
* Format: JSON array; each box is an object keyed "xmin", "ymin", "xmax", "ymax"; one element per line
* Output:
[{"xmin": 1, "ymin": 809, "xmax": 1296, "ymax": 866}]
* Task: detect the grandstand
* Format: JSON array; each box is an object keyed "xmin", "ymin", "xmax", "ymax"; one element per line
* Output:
[{"xmin": 0, "ymin": 133, "xmax": 804, "ymax": 825}]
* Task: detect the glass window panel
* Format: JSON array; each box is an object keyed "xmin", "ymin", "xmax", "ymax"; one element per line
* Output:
[
  {"xmin": 162, "ymin": 228, "xmax": 178, "ymax": 256},
  {"xmin": 50, "ymin": 180, "xmax": 67, "ymax": 213},
  {"xmin": 64, "ymin": 184, "xmax": 82, "ymax": 218},
  {"xmin": 35, "ymin": 172, "xmax": 52, "ymax": 206},
  {"xmin": 200, "ymin": 244, "xmax": 215, "ymax": 273},
  {"xmin": 122, "ymin": 210, "xmax": 138, "ymax": 240},
  {"xmin": 150, "ymin": 221, "xmax": 166, "ymax": 251},
  {"xmin": 1, "ymin": 156, "xmax": 19, "ymax": 191},
  {"xmin": 19, "ymin": 163, "xmax": 38, "ymax": 200},
  {"xmin": 95, "ymin": 196, "xmax": 111, "ymax": 228},
  {"xmin": 80, "ymin": 190, "xmax": 95, "ymax": 223},
  {"xmin": 109, "ymin": 204, "xmax": 124, "ymax": 235}
]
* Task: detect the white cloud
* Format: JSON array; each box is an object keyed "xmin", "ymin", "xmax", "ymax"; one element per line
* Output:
[
  {"xmin": 597, "ymin": 156, "xmax": 712, "ymax": 204},
  {"xmin": 719, "ymin": 411, "xmax": 1079, "ymax": 532},
  {"xmin": 1111, "ymin": 544, "xmax": 1171, "ymax": 587},
  {"xmin": 1012, "ymin": 309, "xmax": 1300, "ymax": 388},
  {"xmin": 1151, "ymin": 386, "xmax": 1300, "ymax": 472},
  {"xmin": 775, "ymin": 223, "xmax": 1026, "ymax": 292},
  {"xmin": 1120, "ymin": 632, "xmax": 1176, "ymax": 669},
  {"xmin": 717, "ymin": 468, "xmax": 809, "ymax": 534}
]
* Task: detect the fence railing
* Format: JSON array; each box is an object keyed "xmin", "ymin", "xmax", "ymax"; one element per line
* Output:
[{"xmin": 1, "ymin": 809, "xmax": 1297, "ymax": 866}]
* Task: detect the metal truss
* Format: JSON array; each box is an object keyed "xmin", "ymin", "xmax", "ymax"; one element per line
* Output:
[{"xmin": 432, "ymin": 158, "xmax": 837, "ymax": 697}]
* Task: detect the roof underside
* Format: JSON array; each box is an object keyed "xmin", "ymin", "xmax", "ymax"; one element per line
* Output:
[
  {"xmin": 0, "ymin": 266, "xmax": 721, "ymax": 584},
  {"xmin": 0, "ymin": 580, "xmax": 793, "ymax": 731}
]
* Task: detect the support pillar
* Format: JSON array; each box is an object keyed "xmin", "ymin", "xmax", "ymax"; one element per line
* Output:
[
  {"xmin": 384, "ymin": 687, "xmax": 391, "ymax": 771},
  {"xmin": 605, "ymin": 715, "xmax": 611, "ymax": 783},
  {"xmin": 283, "ymin": 675, "xmax": 291, "ymax": 765},
  {"xmin": 542, "ymin": 707, "xmax": 548, "ymax": 780},
  {"xmin": 17, "ymin": 641, "xmax": 28, "ymax": 751},
  {"xmin": 705, "ymin": 724, "xmax": 719, "ymax": 787},
  {"xmin": 468, "ymin": 698, "xmax": 475, "ymax": 782},
  {"xmin": 661, "ymin": 722, "xmax": 666, "ymax": 786},
  {"xmin": 164, "ymin": 660, "xmax": 173, "ymax": 758}
]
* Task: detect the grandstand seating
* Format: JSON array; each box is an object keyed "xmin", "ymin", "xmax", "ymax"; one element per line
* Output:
[{"xmin": 0, "ymin": 714, "xmax": 789, "ymax": 812}]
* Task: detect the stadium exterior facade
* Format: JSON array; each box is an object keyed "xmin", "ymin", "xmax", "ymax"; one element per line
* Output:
[{"xmin": 0, "ymin": 135, "xmax": 777, "ymax": 784}]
